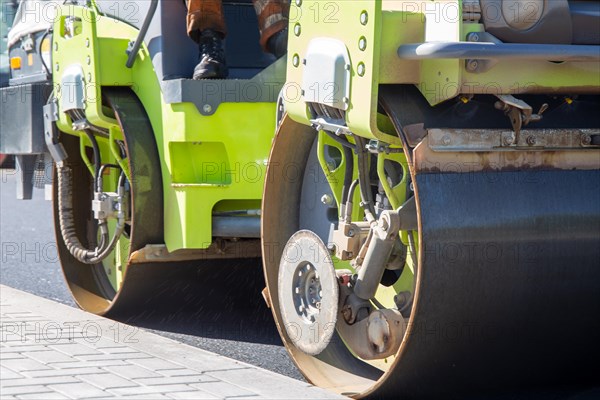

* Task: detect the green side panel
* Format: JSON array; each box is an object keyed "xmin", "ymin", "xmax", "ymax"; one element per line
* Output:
[
  {"xmin": 285, "ymin": 0, "xmax": 397, "ymax": 143},
  {"xmin": 162, "ymin": 102, "xmax": 275, "ymax": 249}
]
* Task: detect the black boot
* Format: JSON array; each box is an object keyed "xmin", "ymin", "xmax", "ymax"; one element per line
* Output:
[
  {"xmin": 266, "ymin": 28, "xmax": 288, "ymax": 59},
  {"xmin": 193, "ymin": 29, "xmax": 228, "ymax": 80}
]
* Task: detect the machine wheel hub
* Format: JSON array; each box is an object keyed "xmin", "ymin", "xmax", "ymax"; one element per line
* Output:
[
  {"xmin": 278, "ymin": 230, "xmax": 338, "ymax": 356},
  {"xmin": 292, "ymin": 262, "xmax": 323, "ymax": 323}
]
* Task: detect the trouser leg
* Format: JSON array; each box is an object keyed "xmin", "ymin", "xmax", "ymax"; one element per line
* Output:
[
  {"xmin": 186, "ymin": 0, "xmax": 227, "ymax": 43},
  {"xmin": 252, "ymin": 0, "xmax": 289, "ymax": 51}
]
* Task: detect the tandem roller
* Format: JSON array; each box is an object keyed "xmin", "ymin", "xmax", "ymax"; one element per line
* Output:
[{"xmin": 263, "ymin": 0, "xmax": 600, "ymax": 397}]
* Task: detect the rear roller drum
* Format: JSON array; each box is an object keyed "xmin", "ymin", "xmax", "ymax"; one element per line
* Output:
[{"xmin": 53, "ymin": 88, "xmax": 163, "ymax": 316}]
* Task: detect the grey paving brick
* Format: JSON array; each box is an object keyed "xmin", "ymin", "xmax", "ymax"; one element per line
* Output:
[
  {"xmin": 105, "ymin": 365, "xmax": 161, "ymax": 379},
  {"xmin": 108, "ymin": 384, "xmax": 197, "ymax": 396},
  {"xmin": 211, "ymin": 369, "xmax": 348, "ymax": 399},
  {"xmin": 50, "ymin": 343, "xmax": 99, "ymax": 356},
  {"xmin": 24, "ymin": 350, "xmax": 75, "ymax": 364},
  {"xmin": 165, "ymin": 391, "xmax": 219, "ymax": 400},
  {"xmin": 48, "ymin": 360, "xmax": 129, "ymax": 369},
  {"xmin": 159, "ymin": 351, "xmax": 247, "ymax": 374},
  {"xmin": 49, "ymin": 382, "xmax": 110, "ymax": 399},
  {"xmin": 114, "ymin": 395, "xmax": 170, "ymax": 399},
  {"xmin": 79, "ymin": 373, "xmax": 138, "ymax": 390},
  {"xmin": 129, "ymin": 358, "xmax": 185, "ymax": 371},
  {"xmin": 93, "ymin": 338, "xmax": 130, "ymax": 349},
  {"xmin": 134, "ymin": 375, "xmax": 217, "ymax": 387},
  {"xmin": 2, "ymin": 375, "xmax": 78, "ymax": 388},
  {"xmin": 22, "ymin": 367, "xmax": 106, "ymax": 378},
  {"xmin": 191, "ymin": 381, "xmax": 258, "ymax": 398},
  {"xmin": 0, "ymin": 345, "xmax": 48, "ymax": 353},
  {"xmin": 15, "ymin": 392, "xmax": 69, "ymax": 399},
  {"xmin": 99, "ymin": 347, "xmax": 140, "ymax": 355},
  {"xmin": 0, "ymin": 353, "xmax": 27, "ymax": 361},
  {"xmin": 0, "ymin": 366, "xmax": 24, "ymax": 380},
  {"xmin": 1, "ymin": 358, "xmax": 51, "ymax": 372},
  {"xmin": 77, "ymin": 353, "xmax": 153, "ymax": 362},
  {"xmin": 0, "ymin": 385, "xmax": 52, "ymax": 396},
  {"xmin": 158, "ymin": 369, "xmax": 207, "ymax": 377},
  {"xmin": 1, "ymin": 335, "xmax": 61, "ymax": 345}
]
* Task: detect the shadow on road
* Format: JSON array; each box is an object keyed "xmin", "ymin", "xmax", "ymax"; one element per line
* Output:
[{"xmin": 113, "ymin": 258, "xmax": 282, "ymax": 347}]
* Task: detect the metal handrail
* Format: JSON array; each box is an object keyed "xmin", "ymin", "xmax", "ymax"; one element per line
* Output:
[
  {"xmin": 126, "ymin": 0, "xmax": 159, "ymax": 68},
  {"xmin": 398, "ymin": 42, "xmax": 600, "ymax": 62}
]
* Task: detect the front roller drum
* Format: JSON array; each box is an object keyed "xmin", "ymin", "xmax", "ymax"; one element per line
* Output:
[{"xmin": 262, "ymin": 116, "xmax": 600, "ymax": 398}]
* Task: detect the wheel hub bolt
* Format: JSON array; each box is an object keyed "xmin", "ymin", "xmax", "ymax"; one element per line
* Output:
[
  {"xmin": 581, "ymin": 135, "xmax": 592, "ymax": 146},
  {"xmin": 321, "ymin": 194, "xmax": 333, "ymax": 205}
]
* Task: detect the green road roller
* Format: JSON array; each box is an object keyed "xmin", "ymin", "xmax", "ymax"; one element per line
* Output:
[{"xmin": 1, "ymin": 0, "xmax": 599, "ymax": 398}]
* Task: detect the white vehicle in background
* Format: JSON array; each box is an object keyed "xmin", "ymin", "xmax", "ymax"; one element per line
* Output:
[
  {"xmin": 1, "ymin": 0, "xmax": 18, "ymax": 87},
  {"xmin": 0, "ymin": 0, "xmax": 18, "ymax": 167}
]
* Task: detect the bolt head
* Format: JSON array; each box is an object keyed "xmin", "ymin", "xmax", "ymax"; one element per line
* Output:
[
  {"xmin": 360, "ymin": 11, "xmax": 368, "ymax": 25},
  {"xmin": 294, "ymin": 23, "xmax": 301, "ymax": 36},
  {"xmin": 503, "ymin": 135, "xmax": 515, "ymax": 146},
  {"xmin": 469, "ymin": 33, "xmax": 480, "ymax": 42},
  {"xmin": 359, "ymin": 37, "xmax": 367, "ymax": 51},
  {"xmin": 321, "ymin": 194, "xmax": 333, "ymax": 205},
  {"xmin": 292, "ymin": 54, "xmax": 300, "ymax": 67},
  {"xmin": 581, "ymin": 135, "xmax": 592, "ymax": 146},
  {"xmin": 203, "ymin": 104, "xmax": 212, "ymax": 113},
  {"xmin": 357, "ymin": 63, "xmax": 366, "ymax": 77},
  {"xmin": 295, "ymin": 0, "xmax": 302, "ymax": 5},
  {"xmin": 327, "ymin": 243, "xmax": 336, "ymax": 254}
]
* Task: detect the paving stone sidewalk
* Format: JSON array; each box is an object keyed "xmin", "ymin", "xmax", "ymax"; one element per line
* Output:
[{"xmin": 0, "ymin": 285, "xmax": 347, "ymax": 400}]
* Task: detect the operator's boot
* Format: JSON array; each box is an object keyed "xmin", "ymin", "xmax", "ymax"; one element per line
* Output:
[
  {"xmin": 193, "ymin": 29, "xmax": 228, "ymax": 80},
  {"xmin": 266, "ymin": 27, "xmax": 288, "ymax": 59}
]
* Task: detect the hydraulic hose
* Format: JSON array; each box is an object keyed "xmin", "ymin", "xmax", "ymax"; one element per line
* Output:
[
  {"xmin": 354, "ymin": 136, "xmax": 376, "ymax": 224},
  {"xmin": 56, "ymin": 163, "xmax": 126, "ymax": 264}
]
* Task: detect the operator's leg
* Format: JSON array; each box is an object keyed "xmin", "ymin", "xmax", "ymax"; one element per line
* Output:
[
  {"xmin": 253, "ymin": 0, "xmax": 289, "ymax": 58},
  {"xmin": 187, "ymin": 0, "xmax": 228, "ymax": 79}
]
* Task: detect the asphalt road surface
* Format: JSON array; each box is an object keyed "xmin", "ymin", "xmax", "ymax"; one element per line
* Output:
[{"xmin": 0, "ymin": 169, "xmax": 303, "ymax": 380}]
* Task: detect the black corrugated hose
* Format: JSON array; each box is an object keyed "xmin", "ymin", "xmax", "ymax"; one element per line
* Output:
[{"xmin": 56, "ymin": 162, "xmax": 126, "ymax": 265}]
